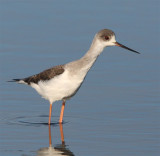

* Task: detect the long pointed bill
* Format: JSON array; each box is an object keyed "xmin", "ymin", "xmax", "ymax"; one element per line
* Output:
[{"xmin": 115, "ymin": 42, "xmax": 140, "ymax": 54}]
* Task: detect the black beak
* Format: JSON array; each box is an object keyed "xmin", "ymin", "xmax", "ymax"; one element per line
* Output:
[{"xmin": 115, "ymin": 42, "xmax": 140, "ymax": 54}]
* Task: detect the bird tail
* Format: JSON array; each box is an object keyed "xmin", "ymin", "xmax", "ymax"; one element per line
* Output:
[
  {"xmin": 7, "ymin": 79, "xmax": 26, "ymax": 84},
  {"xmin": 8, "ymin": 79, "xmax": 20, "ymax": 82}
]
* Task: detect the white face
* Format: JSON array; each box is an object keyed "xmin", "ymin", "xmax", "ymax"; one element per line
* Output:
[
  {"xmin": 95, "ymin": 33, "xmax": 117, "ymax": 48},
  {"xmin": 103, "ymin": 35, "xmax": 116, "ymax": 47},
  {"xmin": 95, "ymin": 29, "xmax": 140, "ymax": 54},
  {"xmin": 94, "ymin": 29, "xmax": 117, "ymax": 48}
]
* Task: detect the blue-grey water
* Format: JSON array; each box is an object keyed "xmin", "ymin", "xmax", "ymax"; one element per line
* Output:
[{"xmin": 0, "ymin": 0, "xmax": 160, "ymax": 156}]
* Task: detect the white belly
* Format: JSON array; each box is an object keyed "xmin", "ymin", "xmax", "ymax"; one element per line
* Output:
[{"xmin": 30, "ymin": 70, "xmax": 84, "ymax": 103}]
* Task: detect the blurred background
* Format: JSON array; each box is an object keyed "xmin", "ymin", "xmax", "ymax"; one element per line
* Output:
[{"xmin": 0, "ymin": 0, "xmax": 159, "ymax": 156}]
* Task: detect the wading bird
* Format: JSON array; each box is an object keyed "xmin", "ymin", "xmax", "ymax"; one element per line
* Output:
[{"xmin": 10, "ymin": 29, "xmax": 140, "ymax": 124}]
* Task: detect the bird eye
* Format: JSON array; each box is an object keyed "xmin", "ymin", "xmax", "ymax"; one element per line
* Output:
[{"xmin": 105, "ymin": 36, "xmax": 109, "ymax": 40}]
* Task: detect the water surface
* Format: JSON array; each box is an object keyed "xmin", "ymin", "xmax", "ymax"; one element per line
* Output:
[{"xmin": 0, "ymin": 0, "xmax": 159, "ymax": 156}]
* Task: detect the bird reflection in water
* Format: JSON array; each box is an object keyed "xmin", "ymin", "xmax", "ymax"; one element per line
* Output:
[{"xmin": 37, "ymin": 124, "xmax": 74, "ymax": 156}]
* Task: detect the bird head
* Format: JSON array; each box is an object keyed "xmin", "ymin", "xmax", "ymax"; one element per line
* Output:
[{"xmin": 96, "ymin": 29, "xmax": 140, "ymax": 54}]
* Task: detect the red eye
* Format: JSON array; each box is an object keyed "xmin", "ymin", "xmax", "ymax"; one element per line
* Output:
[{"xmin": 105, "ymin": 36, "xmax": 109, "ymax": 40}]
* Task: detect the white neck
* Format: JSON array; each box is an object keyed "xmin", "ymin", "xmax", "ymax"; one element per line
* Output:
[
  {"xmin": 79, "ymin": 38, "xmax": 105, "ymax": 70},
  {"xmin": 66, "ymin": 37, "xmax": 106, "ymax": 77}
]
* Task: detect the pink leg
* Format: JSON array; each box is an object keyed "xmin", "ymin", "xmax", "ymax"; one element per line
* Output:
[
  {"xmin": 59, "ymin": 101, "xmax": 65, "ymax": 123},
  {"xmin": 48, "ymin": 103, "xmax": 52, "ymax": 125}
]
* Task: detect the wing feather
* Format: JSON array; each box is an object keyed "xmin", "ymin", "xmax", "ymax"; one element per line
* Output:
[{"xmin": 23, "ymin": 65, "xmax": 65, "ymax": 85}]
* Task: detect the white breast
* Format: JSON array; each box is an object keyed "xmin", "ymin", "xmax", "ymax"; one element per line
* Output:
[{"xmin": 30, "ymin": 69, "xmax": 84, "ymax": 104}]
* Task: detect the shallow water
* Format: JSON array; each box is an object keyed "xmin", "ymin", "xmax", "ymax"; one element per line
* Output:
[{"xmin": 0, "ymin": 0, "xmax": 160, "ymax": 156}]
